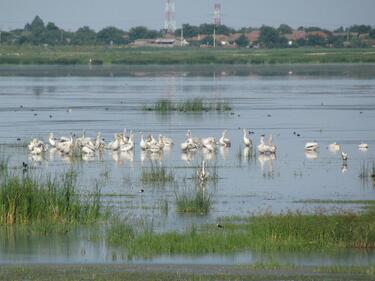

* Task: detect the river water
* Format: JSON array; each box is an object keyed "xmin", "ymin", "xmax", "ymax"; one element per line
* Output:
[{"xmin": 0, "ymin": 64, "xmax": 374, "ymax": 265}]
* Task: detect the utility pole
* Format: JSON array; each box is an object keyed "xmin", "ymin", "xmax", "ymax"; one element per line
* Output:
[
  {"xmin": 213, "ymin": 27, "xmax": 216, "ymax": 48},
  {"xmin": 180, "ymin": 25, "xmax": 183, "ymax": 47}
]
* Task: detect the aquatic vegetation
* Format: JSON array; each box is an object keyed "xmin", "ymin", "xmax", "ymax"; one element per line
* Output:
[
  {"xmin": 106, "ymin": 207, "xmax": 375, "ymax": 257},
  {"xmin": 144, "ymin": 98, "xmax": 231, "ymax": 112},
  {"xmin": 175, "ymin": 187, "xmax": 211, "ymax": 215},
  {"xmin": 140, "ymin": 164, "xmax": 174, "ymax": 185},
  {"xmin": 0, "ymin": 170, "xmax": 103, "ymax": 225}
]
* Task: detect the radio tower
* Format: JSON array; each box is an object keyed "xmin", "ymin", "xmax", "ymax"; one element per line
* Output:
[
  {"xmin": 214, "ymin": 3, "xmax": 221, "ymax": 26},
  {"xmin": 165, "ymin": 0, "xmax": 176, "ymax": 33}
]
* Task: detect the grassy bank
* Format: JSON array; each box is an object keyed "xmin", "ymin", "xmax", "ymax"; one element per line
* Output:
[
  {"xmin": 106, "ymin": 206, "xmax": 375, "ymax": 257},
  {"xmin": 0, "ymin": 169, "xmax": 103, "ymax": 225},
  {"xmin": 0, "ymin": 264, "xmax": 374, "ymax": 281},
  {"xmin": 1, "ymin": 45, "xmax": 375, "ymax": 65}
]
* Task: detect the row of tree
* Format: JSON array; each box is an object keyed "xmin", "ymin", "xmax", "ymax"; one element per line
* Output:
[{"xmin": 0, "ymin": 16, "xmax": 374, "ymax": 47}]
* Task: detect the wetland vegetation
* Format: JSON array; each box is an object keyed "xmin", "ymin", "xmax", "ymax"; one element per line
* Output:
[
  {"xmin": 143, "ymin": 98, "xmax": 231, "ymax": 113},
  {"xmin": 0, "ymin": 164, "xmax": 103, "ymax": 225},
  {"xmin": 1, "ymin": 45, "xmax": 375, "ymax": 65}
]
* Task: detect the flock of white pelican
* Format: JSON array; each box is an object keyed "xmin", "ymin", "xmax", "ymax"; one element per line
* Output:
[{"xmin": 27, "ymin": 129, "xmax": 369, "ymax": 165}]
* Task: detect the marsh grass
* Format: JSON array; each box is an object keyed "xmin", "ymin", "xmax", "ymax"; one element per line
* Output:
[
  {"xmin": 144, "ymin": 98, "xmax": 231, "ymax": 113},
  {"xmin": 106, "ymin": 207, "xmax": 375, "ymax": 257},
  {"xmin": 2, "ymin": 46, "xmax": 375, "ymax": 65},
  {"xmin": 0, "ymin": 169, "xmax": 103, "ymax": 225},
  {"xmin": 175, "ymin": 186, "xmax": 211, "ymax": 215},
  {"xmin": 140, "ymin": 164, "xmax": 174, "ymax": 186}
]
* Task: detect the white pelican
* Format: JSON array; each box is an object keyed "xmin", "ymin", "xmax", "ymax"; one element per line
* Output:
[
  {"xmin": 328, "ymin": 142, "xmax": 340, "ymax": 152},
  {"xmin": 48, "ymin": 133, "xmax": 59, "ymax": 147},
  {"xmin": 120, "ymin": 133, "xmax": 134, "ymax": 152},
  {"xmin": 219, "ymin": 130, "xmax": 231, "ymax": 147},
  {"xmin": 358, "ymin": 143, "xmax": 368, "ymax": 151},
  {"xmin": 305, "ymin": 141, "xmax": 319, "ymax": 151},
  {"xmin": 107, "ymin": 134, "xmax": 121, "ymax": 151},
  {"xmin": 160, "ymin": 135, "xmax": 174, "ymax": 147},
  {"xmin": 243, "ymin": 129, "xmax": 252, "ymax": 147},
  {"xmin": 94, "ymin": 132, "xmax": 105, "ymax": 151},
  {"xmin": 202, "ymin": 137, "xmax": 216, "ymax": 152},
  {"xmin": 268, "ymin": 134, "xmax": 276, "ymax": 154},
  {"xmin": 257, "ymin": 135, "xmax": 269, "ymax": 154},
  {"xmin": 140, "ymin": 132, "xmax": 149, "ymax": 151}
]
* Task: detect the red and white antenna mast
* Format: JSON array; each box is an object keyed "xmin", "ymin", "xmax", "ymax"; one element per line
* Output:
[
  {"xmin": 214, "ymin": 3, "xmax": 221, "ymax": 26},
  {"xmin": 165, "ymin": 0, "xmax": 176, "ymax": 33}
]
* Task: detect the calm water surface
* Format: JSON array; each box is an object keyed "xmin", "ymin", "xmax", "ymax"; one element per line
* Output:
[{"xmin": 0, "ymin": 64, "xmax": 374, "ymax": 265}]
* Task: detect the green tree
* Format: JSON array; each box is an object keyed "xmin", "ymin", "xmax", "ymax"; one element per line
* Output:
[
  {"xmin": 349, "ymin": 24, "xmax": 372, "ymax": 35},
  {"xmin": 306, "ymin": 35, "xmax": 327, "ymax": 46},
  {"xmin": 174, "ymin": 24, "xmax": 199, "ymax": 38},
  {"xmin": 258, "ymin": 25, "xmax": 287, "ymax": 48},
  {"xmin": 45, "ymin": 22, "xmax": 61, "ymax": 44},
  {"xmin": 235, "ymin": 34, "xmax": 249, "ymax": 47},
  {"xmin": 200, "ymin": 35, "xmax": 214, "ymax": 46},
  {"xmin": 29, "ymin": 16, "xmax": 46, "ymax": 44},
  {"xmin": 97, "ymin": 26, "xmax": 126, "ymax": 44},
  {"xmin": 128, "ymin": 26, "xmax": 160, "ymax": 41},
  {"xmin": 72, "ymin": 26, "xmax": 97, "ymax": 45},
  {"xmin": 277, "ymin": 24, "xmax": 293, "ymax": 34},
  {"xmin": 369, "ymin": 28, "xmax": 375, "ymax": 39}
]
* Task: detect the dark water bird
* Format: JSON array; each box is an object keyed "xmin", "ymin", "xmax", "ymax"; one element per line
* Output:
[
  {"xmin": 16, "ymin": 138, "xmax": 21, "ymax": 141},
  {"xmin": 139, "ymin": 189, "xmax": 145, "ymax": 193},
  {"xmin": 49, "ymin": 115, "xmax": 53, "ymax": 118},
  {"xmin": 217, "ymin": 224, "xmax": 223, "ymax": 228},
  {"xmin": 22, "ymin": 162, "xmax": 28, "ymax": 169}
]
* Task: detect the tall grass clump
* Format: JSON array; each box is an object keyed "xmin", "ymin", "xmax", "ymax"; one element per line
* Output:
[
  {"xmin": 0, "ymin": 170, "xmax": 102, "ymax": 225},
  {"xmin": 175, "ymin": 187, "xmax": 211, "ymax": 215},
  {"xmin": 140, "ymin": 164, "xmax": 174, "ymax": 185}
]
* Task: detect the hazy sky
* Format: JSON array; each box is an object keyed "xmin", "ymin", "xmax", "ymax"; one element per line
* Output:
[{"xmin": 0, "ymin": 0, "xmax": 374, "ymax": 31}]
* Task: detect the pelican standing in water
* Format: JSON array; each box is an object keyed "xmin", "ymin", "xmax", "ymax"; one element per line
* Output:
[
  {"xmin": 268, "ymin": 134, "xmax": 276, "ymax": 154},
  {"xmin": 257, "ymin": 135, "xmax": 268, "ymax": 154},
  {"xmin": 219, "ymin": 130, "xmax": 231, "ymax": 147},
  {"xmin": 243, "ymin": 129, "xmax": 252, "ymax": 147}
]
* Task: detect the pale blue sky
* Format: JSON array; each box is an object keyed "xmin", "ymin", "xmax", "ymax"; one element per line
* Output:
[{"xmin": 0, "ymin": 0, "xmax": 374, "ymax": 31}]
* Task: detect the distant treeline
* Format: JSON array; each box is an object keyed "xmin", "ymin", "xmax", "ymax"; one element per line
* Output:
[{"xmin": 0, "ymin": 16, "xmax": 374, "ymax": 48}]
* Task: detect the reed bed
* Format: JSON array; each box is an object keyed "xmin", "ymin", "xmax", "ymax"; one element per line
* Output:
[
  {"xmin": 175, "ymin": 188, "xmax": 212, "ymax": 215},
  {"xmin": 0, "ymin": 169, "xmax": 102, "ymax": 225},
  {"xmin": 140, "ymin": 164, "xmax": 174, "ymax": 185},
  {"xmin": 144, "ymin": 98, "xmax": 231, "ymax": 113}
]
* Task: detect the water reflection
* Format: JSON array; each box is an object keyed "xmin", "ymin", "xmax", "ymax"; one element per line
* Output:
[
  {"xmin": 341, "ymin": 163, "xmax": 348, "ymax": 173},
  {"xmin": 219, "ymin": 147, "xmax": 230, "ymax": 161},
  {"xmin": 258, "ymin": 154, "xmax": 275, "ymax": 175},
  {"xmin": 202, "ymin": 148, "xmax": 216, "ymax": 161},
  {"xmin": 141, "ymin": 150, "xmax": 164, "ymax": 164},
  {"xmin": 305, "ymin": 150, "xmax": 319, "ymax": 160},
  {"xmin": 111, "ymin": 151, "xmax": 134, "ymax": 166}
]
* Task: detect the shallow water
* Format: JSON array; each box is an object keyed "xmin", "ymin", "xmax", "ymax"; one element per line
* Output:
[{"xmin": 0, "ymin": 64, "xmax": 375, "ymax": 265}]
